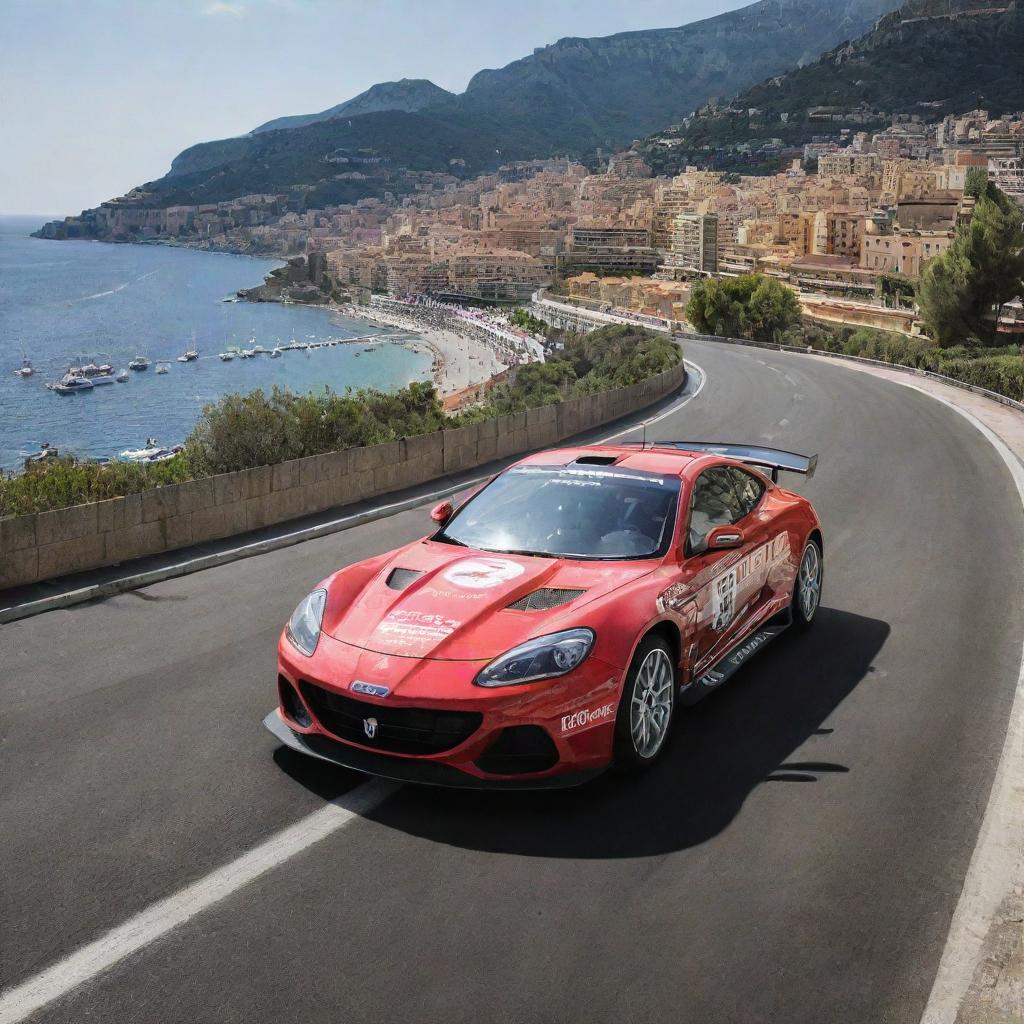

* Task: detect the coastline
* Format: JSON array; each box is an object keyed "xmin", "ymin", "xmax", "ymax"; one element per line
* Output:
[{"xmin": 346, "ymin": 304, "xmax": 509, "ymax": 397}]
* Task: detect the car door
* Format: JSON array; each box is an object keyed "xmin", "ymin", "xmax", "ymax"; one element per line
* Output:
[
  {"xmin": 719, "ymin": 465, "xmax": 775, "ymax": 640},
  {"xmin": 683, "ymin": 466, "xmax": 759, "ymax": 669}
]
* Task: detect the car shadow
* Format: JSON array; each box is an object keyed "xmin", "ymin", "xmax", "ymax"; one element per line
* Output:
[{"xmin": 274, "ymin": 606, "xmax": 888, "ymax": 858}]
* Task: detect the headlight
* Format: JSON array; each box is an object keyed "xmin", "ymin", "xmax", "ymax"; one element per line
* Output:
[
  {"xmin": 286, "ymin": 589, "xmax": 327, "ymax": 656},
  {"xmin": 474, "ymin": 628, "xmax": 595, "ymax": 687}
]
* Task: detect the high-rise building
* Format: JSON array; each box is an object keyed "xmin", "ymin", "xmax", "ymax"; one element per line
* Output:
[{"xmin": 668, "ymin": 213, "xmax": 718, "ymax": 275}]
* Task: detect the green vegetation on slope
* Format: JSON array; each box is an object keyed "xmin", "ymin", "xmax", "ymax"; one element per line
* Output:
[
  {"xmin": 644, "ymin": 2, "xmax": 1024, "ymax": 174},
  {"xmin": 686, "ymin": 276, "xmax": 802, "ymax": 344},
  {"xmin": 918, "ymin": 172, "xmax": 1024, "ymax": 347},
  {"xmin": 803, "ymin": 323, "xmax": 1024, "ymax": 401}
]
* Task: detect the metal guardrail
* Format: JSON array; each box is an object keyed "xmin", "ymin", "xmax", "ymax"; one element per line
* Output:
[{"xmin": 533, "ymin": 292, "xmax": 1024, "ymax": 414}]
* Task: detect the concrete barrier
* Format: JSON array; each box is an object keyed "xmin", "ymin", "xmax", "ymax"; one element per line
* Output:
[{"xmin": 0, "ymin": 361, "xmax": 686, "ymax": 590}]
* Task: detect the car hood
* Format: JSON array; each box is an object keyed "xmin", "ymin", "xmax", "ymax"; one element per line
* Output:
[{"xmin": 321, "ymin": 540, "xmax": 654, "ymax": 661}]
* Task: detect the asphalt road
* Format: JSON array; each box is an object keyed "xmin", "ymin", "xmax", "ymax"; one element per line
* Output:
[{"xmin": 3, "ymin": 340, "xmax": 1023, "ymax": 1023}]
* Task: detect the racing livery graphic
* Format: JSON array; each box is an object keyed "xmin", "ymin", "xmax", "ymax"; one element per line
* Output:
[{"xmin": 266, "ymin": 441, "xmax": 823, "ymax": 787}]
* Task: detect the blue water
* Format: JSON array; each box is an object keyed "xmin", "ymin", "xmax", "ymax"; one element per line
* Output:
[{"xmin": 0, "ymin": 216, "xmax": 430, "ymax": 469}]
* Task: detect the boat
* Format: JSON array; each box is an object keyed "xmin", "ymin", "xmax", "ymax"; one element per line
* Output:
[
  {"xmin": 13, "ymin": 357, "xmax": 33, "ymax": 377},
  {"xmin": 177, "ymin": 348, "xmax": 199, "ymax": 362},
  {"xmin": 219, "ymin": 351, "xmax": 235, "ymax": 361},
  {"xmin": 71, "ymin": 361, "xmax": 114, "ymax": 378},
  {"xmin": 52, "ymin": 376, "xmax": 95, "ymax": 394},
  {"xmin": 116, "ymin": 369, "xmax": 129, "ymax": 382},
  {"xmin": 156, "ymin": 363, "xmax": 170, "ymax": 375},
  {"xmin": 238, "ymin": 349, "xmax": 255, "ymax": 359},
  {"xmin": 269, "ymin": 346, "xmax": 283, "ymax": 358},
  {"xmin": 120, "ymin": 438, "xmax": 164, "ymax": 461},
  {"xmin": 252, "ymin": 344, "xmax": 268, "ymax": 354},
  {"xmin": 128, "ymin": 357, "xmax": 149, "ymax": 371},
  {"xmin": 87, "ymin": 372, "xmax": 115, "ymax": 385},
  {"xmin": 24, "ymin": 442, "xmax": 58, "ymax": 463},
  {"xmin": 145, "ymin": 444, "xmax": 184, "ymax": 463}
]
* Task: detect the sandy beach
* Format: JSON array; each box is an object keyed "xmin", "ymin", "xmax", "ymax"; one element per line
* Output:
[{"xmin": 346, "ymin": 301, "xmax": 540, "ymax": 397}]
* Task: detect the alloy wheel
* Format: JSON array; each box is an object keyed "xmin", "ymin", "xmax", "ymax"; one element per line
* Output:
[{"xmin": 630, "ymin": 647, "xmax": 674, "ymax": 759}]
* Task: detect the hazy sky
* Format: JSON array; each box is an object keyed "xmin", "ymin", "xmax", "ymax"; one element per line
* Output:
[{"xmin": 1, "ymin": 0, "xmax": 744, "ymax": 216}]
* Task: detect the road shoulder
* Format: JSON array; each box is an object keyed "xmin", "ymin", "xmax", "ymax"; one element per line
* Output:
[{"xmin": 808, "ymin": 352, "xmax": 1024, "ymax": 1024}]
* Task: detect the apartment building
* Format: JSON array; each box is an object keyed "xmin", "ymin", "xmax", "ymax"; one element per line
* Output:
[{"xmin": 667, "ymin": 213, "xmax": 719, "ymax": 275}]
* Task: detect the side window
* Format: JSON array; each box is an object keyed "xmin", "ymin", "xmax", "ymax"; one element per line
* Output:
[
  {"xmin": 688, "ymin": 468, "xmax": 744, "ymax": 553},
  {"xmin": 728, "ymin": 468, "xmax": 765, "ymax": 519}
]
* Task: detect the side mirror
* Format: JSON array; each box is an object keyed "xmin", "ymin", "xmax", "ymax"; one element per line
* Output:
[
  {"xmin": 430, "ymin": 500, "xmax": 454, "ymax": 525},
  {"xmin": 705, "ymin": 524, "xmax": 745, "ymax": 550}
]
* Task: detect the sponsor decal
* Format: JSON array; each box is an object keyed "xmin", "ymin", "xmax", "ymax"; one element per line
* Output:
[
  {"xmin": 561, "ymin": 702, "xmax": 615, "ymax": 735},
  {"xmin": 351, "ymin": 681, "xmax": 390, "ymax": 698},
  {"xmin": 707, "ymin": 532, "xmax": 792, "ymax": 632},
  {"xmin": 697, "ymin": 627, "xmax": 780, "ymax": 687},
  {"xmin": 658, "ymin": 532, "xmax": 792, "ymax": 620},
  {"xmin": 711, "ymin": 570, "xmax": 737, "ymax": 632},
  {"xmin": 376, "ymin": 609, "xmax": 460, "ymax": 648},
  {"xmin": 420, "ymin": 585, "xmax": 488, "ymax": 602},
  {"xmin": 443, "ymin": 558, "xmax": 525, "ymax": 590}
]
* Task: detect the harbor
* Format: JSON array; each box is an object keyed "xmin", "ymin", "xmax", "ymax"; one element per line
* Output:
[{"xmin": 0, "ymin": 227, "xmax": 435, "ymax": 470}]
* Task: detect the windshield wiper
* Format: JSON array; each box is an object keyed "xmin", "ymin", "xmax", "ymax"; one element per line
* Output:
[
  {"xmin": 489, "ymin": 547, "xmax": 556, "ymax": 559},
  {"xmin": 436, "ymin": 535, "xmax": 469, "ymax": 547}
]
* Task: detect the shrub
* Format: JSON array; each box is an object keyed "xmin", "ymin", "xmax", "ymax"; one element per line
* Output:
[
  {"xmin": 0, "ymin": 455, "xmax": 190, "ymax": 518},
  {"xmin": 687, "ymin": 275, "xmax": 801, "ymax": 343},
  {"xmin": 800, "ymin": 323, "xmax": 1024, "ymax": 402}
]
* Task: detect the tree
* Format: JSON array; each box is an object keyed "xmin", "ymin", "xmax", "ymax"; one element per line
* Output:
[
  {"xmin": 686, "ymin": 275, "xmax": 801, "ymax": 343},
  {"xmin": 919, "ymin": 182, "xmax": 1024, "ymax": 346}
]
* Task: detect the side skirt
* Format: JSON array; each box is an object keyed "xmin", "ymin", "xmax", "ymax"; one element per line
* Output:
[{"xmin": 678, "ymin": 611, "xmax": 792, "ymax": 706}]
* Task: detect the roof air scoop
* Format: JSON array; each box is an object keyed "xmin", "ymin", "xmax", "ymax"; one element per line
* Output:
[{"xmin": 574, "ymin": 455, "xmax": 618, "ymax": 466}]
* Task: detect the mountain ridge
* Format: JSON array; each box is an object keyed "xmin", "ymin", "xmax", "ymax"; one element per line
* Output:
[
  {"xmin": 37, "ymin": 0, "xmax": 902, "ymax": 230},
  {"xmin": 643, "ymin": 0, "xmax": 1024, "ymax": 173},
  {"xmin": 251, "ymin": 78, "xmax": 455, "ymax": 135}
]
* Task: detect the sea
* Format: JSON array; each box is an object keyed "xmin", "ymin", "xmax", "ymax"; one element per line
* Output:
[{"xmin": 0, "ymin": 216, "xmax": 430, "ymax": 470}]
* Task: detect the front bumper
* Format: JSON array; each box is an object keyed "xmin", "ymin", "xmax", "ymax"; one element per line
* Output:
[
  {"xmin": 264, "ymin": 710, "xmax": 606, "ymax": 790},
  {"xmin": 270, "ymin": 631, "xmax": 623, "ymax": 787}
]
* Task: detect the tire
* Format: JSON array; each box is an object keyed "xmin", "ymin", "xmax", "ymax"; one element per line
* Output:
[
  {"xmin": 614, "ymin": 634, "xmax": 676, "ymax": 772},
  {"xmin": 791, "ymin": 538, "xmax": 823, "ymax": 630}
]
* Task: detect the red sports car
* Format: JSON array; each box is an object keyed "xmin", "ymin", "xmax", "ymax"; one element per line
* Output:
[{"xmin": 265, "ymin": 441, "xmax": 823, "ymax": 788}]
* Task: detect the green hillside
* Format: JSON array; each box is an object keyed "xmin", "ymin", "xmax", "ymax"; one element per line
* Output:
[{"xmin": 644, "ymin": 0, "xmax": 1024, "ymax": 174}]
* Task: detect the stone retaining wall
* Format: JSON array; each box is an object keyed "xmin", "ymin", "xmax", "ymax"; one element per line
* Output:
[{"xmin": 0, "ymin": 361, "xmax": 685, "ymax": 590}]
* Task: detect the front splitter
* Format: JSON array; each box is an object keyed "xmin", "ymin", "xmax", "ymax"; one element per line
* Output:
[{"xmin": 263, "ymin": 711, "xmax": 605, "ymax": 791}]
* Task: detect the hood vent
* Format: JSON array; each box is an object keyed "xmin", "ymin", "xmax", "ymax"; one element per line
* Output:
[
  {"xmin": 574, "ymin": 455, "xmax": 618, "ymax": 465},
  {"xmin": 386, "ymin": 568, "xmax": 423, "ymax": 591},
  {"xmin": 508, "ymin": 588, "xmax": 586, "ymax": 612}
]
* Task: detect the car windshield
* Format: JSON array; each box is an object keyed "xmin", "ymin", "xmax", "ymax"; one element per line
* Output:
[{"xmin": 436, "ymin": 464, "xmax": 681, "ymax": 560}]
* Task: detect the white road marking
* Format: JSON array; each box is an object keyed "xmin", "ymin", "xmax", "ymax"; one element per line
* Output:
[{"xmin": 0, "ymin": 779, "xmax": 397, "ymax": 1024}]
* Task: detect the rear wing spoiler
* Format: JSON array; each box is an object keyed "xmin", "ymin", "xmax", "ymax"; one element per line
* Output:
[{"xmin": 625, "ymin": 442, "xmax": 818, "ymax": 483}]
